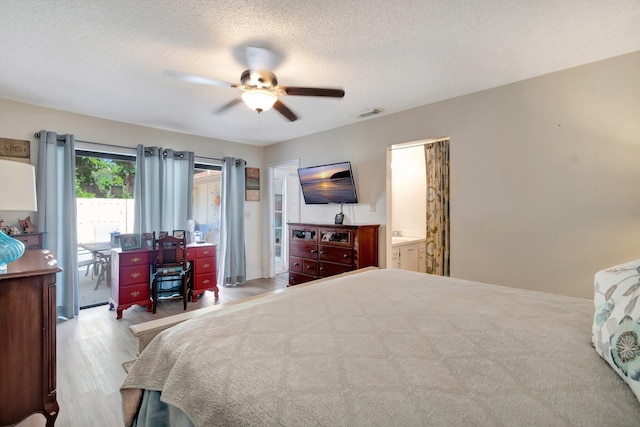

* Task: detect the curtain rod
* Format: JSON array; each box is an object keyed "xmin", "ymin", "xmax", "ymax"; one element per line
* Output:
[
  {"xmin": 34, "ymin": 132, "xmax": 136, "ymax": 152},
  {"xmin": 34, "ymin": 132, "xmax": 225, "ymax": 162}
]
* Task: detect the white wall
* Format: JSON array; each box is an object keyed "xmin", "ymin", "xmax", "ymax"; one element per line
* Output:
[
  {"xmin": 391, "ymin": 145, "xmax": 426, "ymax": 238},
  {"xmin": 265, "ymin": 51, "xmax": 640, "ymax": 299},
  {"xmin": 0, "ymin": 99, "xmax": 266, "ymax": 280}
]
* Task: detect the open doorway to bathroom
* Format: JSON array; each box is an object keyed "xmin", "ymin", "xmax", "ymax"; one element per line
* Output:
[
  {"xmin": 268, "ymin": 160, "xmax": 300, "ymax": 280},
  {"xmin": 387, "ymin": 138, "xmax": 450, "ymax": 275}
]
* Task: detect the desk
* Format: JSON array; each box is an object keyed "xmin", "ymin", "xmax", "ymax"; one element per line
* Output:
[
  {"xmin": 78, "ymin": 242, "xmax": 114, "ymax": 289},
  {"xmin": 109, "ymin": 243, "xmax": 217, "ymax": 319}
]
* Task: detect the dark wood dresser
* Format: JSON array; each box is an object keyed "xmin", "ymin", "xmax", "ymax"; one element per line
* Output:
[
  {"xmin": 12, "ymin": 232, "xmax": 46, "ymax": 249},
  {"xmin": 0, "ymin": 250, "xmax": 61, "ymax": 427},
  {"xmin": 288, "ymin": 223, "xmax": 379, "ymax": 286}
]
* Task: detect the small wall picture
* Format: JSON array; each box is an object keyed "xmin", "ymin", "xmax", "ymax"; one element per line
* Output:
[
  {"xmin": 173, "ymin": 230, "xmax": 185, "ymax": 239},
  {"xmin": 245, "ymin": 167, "xmax": 260, "ymax": 201},
  {"xmin": 158, "ymin": 231, "xmax": 169, "ymax": 239},
  {"xmin": 120, "ymin": 234, "xmax": 141, "ymax": 251},
  {"xmin": 141, "ymin": 232, "xmax": 153, "ymax": 247}
]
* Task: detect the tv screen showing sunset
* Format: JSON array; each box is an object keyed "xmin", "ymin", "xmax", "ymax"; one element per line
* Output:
[{"xmin": 298, "ymin": 162, "xmax": 358, "ymax": 204}]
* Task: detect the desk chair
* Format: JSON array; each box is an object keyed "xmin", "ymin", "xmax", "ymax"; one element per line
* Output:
[{"xmin": 150, "ymin": 231, "xmax": 192, "ymax": 314}]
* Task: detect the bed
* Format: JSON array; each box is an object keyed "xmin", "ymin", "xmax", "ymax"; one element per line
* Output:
[{"xmin": 121, "ymin": 268, "xmax": 640, "ymax": 426}]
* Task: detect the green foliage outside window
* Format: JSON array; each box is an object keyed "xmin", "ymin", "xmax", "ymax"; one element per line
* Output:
[{"xmin": 75, "ymin": 156, "xmax": 135, "ymax": 198}]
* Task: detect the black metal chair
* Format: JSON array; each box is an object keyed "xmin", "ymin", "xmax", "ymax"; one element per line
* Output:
[{"xmin": 150, "ymin": 231, "xmax": 191, "ymax": 313}]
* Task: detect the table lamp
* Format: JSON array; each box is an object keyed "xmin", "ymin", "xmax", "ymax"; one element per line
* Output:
[{"xmin": 0, "ymin": 159, "xmax": 38, "ymax": 272}]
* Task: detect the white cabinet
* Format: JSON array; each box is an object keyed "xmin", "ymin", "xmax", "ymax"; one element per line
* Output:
[
  {"xmin": 391, "ymin": 247, "xmax": 401, "ymax": 269},
  {"xmin": 418, "ymin": 241, "xmax": 426, "ymax": 273},
  {"xmin": 400, "ymin": 244, "xmax": 419, "ymax": 271},
  {"xmin": 391, "ymin": 238, "xmax": 425, "ymax": 272}
]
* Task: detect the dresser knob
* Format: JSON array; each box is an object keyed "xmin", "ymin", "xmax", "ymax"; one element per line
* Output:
[
  {"xmin": 320, "ymin": 250, "xmax": 325, "ymax": 255},
  {"xmin": 131, "ymin": 272, "xmax": 140, "ymax": 279},
  {"xmin": 293, "ymin": 262, "xmax": 299, "ymax": 266},
  {"xmin": 203, "ymin": 263, "xmax": 210, "ymax": 268},
  {"xmin": 343, "ymin": 253, "xmax": 348, "ymax": 258}
]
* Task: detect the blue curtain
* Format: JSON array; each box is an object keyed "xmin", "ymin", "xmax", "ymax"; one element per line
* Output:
[
  {"xmin": 36, "ymin": 131, "xmax": 79, "ymax": 319},
  {"xmin": 133, "ymin": 145, "xmax": 194, "ymax": 234},
  {"xmin": 218, "ymin": 157, "xmax": 246, "ymax": 286}
]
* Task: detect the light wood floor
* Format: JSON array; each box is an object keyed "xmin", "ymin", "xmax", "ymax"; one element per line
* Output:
[{"xmin": 20, "ymin": 276, "xmax": 287, "ymax": 427}]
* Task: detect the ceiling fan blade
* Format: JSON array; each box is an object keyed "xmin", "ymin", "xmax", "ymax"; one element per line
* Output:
[
  {"xmin": 164, "ymin": 70, "xmax": 235, "ymax": 87},
  {"xmin": 214, "ymin": 98, "xmax": 243, "ymax": 114},
  {"xmin": 281, "ymin": 87, "xmax": 345, "ymax": 97},
  {"xmin": 273, "ymin": 100, "xmax": 298, "ymax": 122}
]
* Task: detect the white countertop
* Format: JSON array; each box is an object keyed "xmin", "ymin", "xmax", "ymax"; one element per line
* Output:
[{"xmin": 391, "ymin": 236, "xmax": 425, "ymax": 246}]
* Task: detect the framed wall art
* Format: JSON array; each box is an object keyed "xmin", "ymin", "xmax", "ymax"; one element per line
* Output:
[{"xmin": 245, "ymin": 167, "xmax": 260, "ymax": 201}]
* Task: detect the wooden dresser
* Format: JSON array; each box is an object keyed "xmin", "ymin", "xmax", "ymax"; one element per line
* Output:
[
  {"xmin": 109, "ymin": 243, "xmax": 218, "ymax": 319},
  {"xmin": 0, "ymin": 250, "xmax": 61, "ymax": 427},
  {"xmin": 288, "ymin": 223, "xmax": 379, "ymax": 286},
  {"xmin": 12, "ymin": 232, "xmax": 46, "ymax": 249}
]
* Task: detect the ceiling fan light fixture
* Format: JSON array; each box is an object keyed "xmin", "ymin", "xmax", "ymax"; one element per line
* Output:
[{"xmin": 241, "ymin": 89, "xmax": 277, "ymax": 113}]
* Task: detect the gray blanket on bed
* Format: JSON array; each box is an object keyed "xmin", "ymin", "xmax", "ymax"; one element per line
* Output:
[{"xmin": 122, "ymin": 269, "xmax": 640, "ymax": 426}]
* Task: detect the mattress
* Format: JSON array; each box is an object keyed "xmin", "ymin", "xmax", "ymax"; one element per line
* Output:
[{"xmin": 122, "ymin": 269, "xmax": 640, "ymax": 426}]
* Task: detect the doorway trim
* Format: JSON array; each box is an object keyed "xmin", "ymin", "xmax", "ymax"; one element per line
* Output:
[
  {"xmin": 386, "ymin": 137, "xmax": 449, "ymax": 272},
  {"xmin": 267, "ymin": 159, "xmax": 300, "ymax": 278}
]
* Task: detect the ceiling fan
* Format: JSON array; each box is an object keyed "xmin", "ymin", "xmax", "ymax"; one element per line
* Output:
[{"xmin": 164, "ymin": 46, "xmax": 345, "ymax": 122}]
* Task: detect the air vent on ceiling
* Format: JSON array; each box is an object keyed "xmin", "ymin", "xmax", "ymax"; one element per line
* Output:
[{"xmin": 355, "ymin": 108, "xmax": 383, "ymax": 118}]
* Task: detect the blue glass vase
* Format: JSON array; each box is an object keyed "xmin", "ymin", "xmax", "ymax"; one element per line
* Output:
[{"xmin": 0, "ymin": 230, "xmax": 25, "ymax": 272}]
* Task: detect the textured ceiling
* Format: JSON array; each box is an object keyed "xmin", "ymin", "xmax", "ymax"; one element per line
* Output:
[{"xmin": 1, "ymin": 1, "xmax": 639, "ymax": 146}]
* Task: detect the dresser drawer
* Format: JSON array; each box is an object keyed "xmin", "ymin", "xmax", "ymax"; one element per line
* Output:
[
  {"xmin": 120, "ymin": 264, "xmax": 150, "ymax": 286},
  {"xmin": 289, "ymin": 256, "xmax": 303, "ymax": 273},
  {"xmin": 288, "ymin": 271, "xmax": 315, "ymax": 286},
  {"xmin": 303, "ymin": 259, "xmax": 318, "ymax": 276},
  {"xmin": 318, "ymin": 245, "xmax": 353, "ymax": 265},
  {"xmin": 118, "ymin": 282, "xmax": 150, "ymax": 304},
  {"xmin": 119, "ymin": 251, "xmax": 151, "ymax": 267},
  {"xmin": 290, "ymin": 241, "xmax": 318, "ymax": 259},
  {"xmin": 318, "ymin": 262, "xmax": 352, "ymax": 277},
  {"xmin": 12, "ymin": 233, "xmax": 44, "ymax": 249}
]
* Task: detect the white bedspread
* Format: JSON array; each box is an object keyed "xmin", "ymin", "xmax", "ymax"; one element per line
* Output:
[{"xmin": 122, "ymin": 269, "xmax": 640, "ymax": 426}]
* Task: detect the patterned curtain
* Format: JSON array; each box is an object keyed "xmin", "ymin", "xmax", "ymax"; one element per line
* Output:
[{"xmin": 424, "ymin": 140, "xmax": 450, "ymax": 276}]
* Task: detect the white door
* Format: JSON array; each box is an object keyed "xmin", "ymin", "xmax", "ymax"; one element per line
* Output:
[{"xmin": 268, "ymin": 161, "xmax": 300, "ymax": 277}]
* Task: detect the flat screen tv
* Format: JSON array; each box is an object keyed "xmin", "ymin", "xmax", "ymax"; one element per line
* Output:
[{"xmin": 297, "ymin": 161, "xmax": 358, "ymax": 204}]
